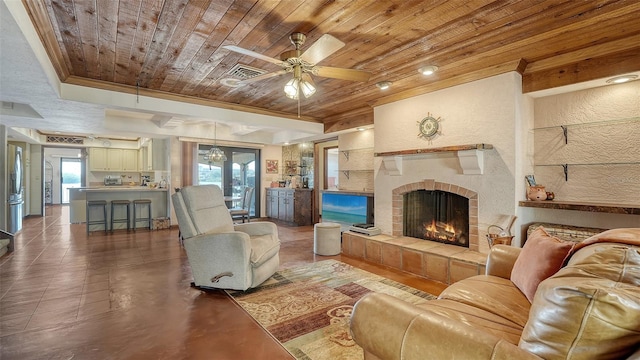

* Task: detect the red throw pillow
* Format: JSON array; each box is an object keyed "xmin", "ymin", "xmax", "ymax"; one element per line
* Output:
[{"xmin": 510, "ymin": 227, "xmax": 575, "ymax": 302}]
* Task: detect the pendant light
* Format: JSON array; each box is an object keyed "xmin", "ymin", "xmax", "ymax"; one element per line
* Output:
[{"xmin": 204, "ymin": 122, "xmax": 227, "ymax": 168}]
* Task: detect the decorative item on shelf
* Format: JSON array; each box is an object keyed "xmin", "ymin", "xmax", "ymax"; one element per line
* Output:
[
  {"xmin": 525, "ymin": 174, "xmax": 536, "ymax": 187},
  {"xmin": 546, "ymin": 191, "xmax": 555, "ymax": 200},
  {"xmin": 527, "ymin": 185, "xmax": 547, "ymax": 201},
  {"xmin": 417, "ymin": 112, "xmax": 442, "ymax": 141},
  {"xmin": 203, "ymin": 122, "xmax": 227, "ymax": 168}
]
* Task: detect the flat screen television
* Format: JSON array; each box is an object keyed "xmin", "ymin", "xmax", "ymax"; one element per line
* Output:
[{"xmin": 321, "ymin": 193, "xmax": 374, "ymax": 225}]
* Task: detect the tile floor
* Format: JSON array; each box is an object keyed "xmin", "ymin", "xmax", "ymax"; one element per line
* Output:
[{"xmin": 0, "ymin": 205, "xmax": 446, "ymax": 359}]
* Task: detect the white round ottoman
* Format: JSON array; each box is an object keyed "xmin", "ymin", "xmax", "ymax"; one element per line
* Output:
[{"xmin": 314, "ymin": 222, "xmax": 342, "ymax": 256}]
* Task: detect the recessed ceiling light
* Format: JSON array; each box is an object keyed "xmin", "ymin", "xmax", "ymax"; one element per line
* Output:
[
  {"xmin": 418, "ymin": 65, "xmax": 439, "ymax": 76},
  {"xmin": 376, "ymin": 81, "xmax": 392, "ymax": 90},
  {"xmin": 357, "ymin": 127, "xmax": 365, "ymax": 131},
  {"xmin": 606, "ymin": 75, "xmax": 638, "ymax": 84}
]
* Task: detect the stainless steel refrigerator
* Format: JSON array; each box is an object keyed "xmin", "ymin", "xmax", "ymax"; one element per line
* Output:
[{"xmin": 7, "ymin": 144, "xmax": 23, "ymax": 233}]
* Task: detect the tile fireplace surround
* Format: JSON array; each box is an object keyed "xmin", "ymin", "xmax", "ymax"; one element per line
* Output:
[{"xmin": 342, "ymin": 179, "xmax": 485, "ymax": 285}]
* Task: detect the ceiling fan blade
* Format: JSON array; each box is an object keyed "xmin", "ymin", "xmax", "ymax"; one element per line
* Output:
[
  {"xmin": 222, "ymin": 45, "xmax": 284, "ymax": 66},
  {"xmin": 299, "ymin": 34, "xmax": 345, "ymax": 65},
  {"xmin": 314, "ymin": 66, "xmax": 371, "ymax": 82},
  {"xmin": 239, "ymin": 69, "xmax": 288, "ymax": 84}
]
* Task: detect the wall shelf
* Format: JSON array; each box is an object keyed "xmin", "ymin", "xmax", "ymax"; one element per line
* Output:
[
  {"xmin": 535, "ymin": 162, "xmax": 640, "ymax": 181},
  {"xmin": 532, "ymin": 117, "xmax": 640, "ymax": 145},
  {"xmin": 519, "ymin": 200, "xmax": 640, "ymax": 215},
  {"xmin": 341, "ymin": 169, "xmax": 374, "ymax": 179},
  {"xmin": 341, "ymin": 147, "xmax": 373, "ymax": 160}
]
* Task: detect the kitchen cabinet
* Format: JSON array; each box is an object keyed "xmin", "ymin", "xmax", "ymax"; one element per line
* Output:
[
  {"xmin": 89, "ymin": 148, "xmax": 108, "ymax": 171},
  {"xmin": 122, "ymin": 149, "xmax": 138, "ymax": 171},
  {"xmin": 265, "ymin": 188, "xmax": 312, "ymax": 226},
  {"xmin": 89, "ymin": 148, "xmax": 138, "ymax": 172},
  {"xmin": 107, "ymin": 149, "xmax": 123, "ymax": 170}
]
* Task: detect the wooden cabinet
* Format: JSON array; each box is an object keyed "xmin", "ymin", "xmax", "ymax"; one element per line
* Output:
[
  {"xmin": 89, "ymin": 148, "xmax": 138, "ymax": 172},
  {"xmin": 265, "ymin": 188, "xmax": 312, "ymax": 226}
]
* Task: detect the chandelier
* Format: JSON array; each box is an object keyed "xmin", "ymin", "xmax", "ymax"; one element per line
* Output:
[{"xmin": 204, "ymin": 123, "xmax": 227, "ymax": 168}]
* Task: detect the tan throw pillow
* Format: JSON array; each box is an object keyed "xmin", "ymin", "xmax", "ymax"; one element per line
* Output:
[{"xmin": 510, "ymin": 227, "xmax": 575, "ymax": 302}]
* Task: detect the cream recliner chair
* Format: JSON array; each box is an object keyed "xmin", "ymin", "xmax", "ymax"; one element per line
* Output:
[{"xmin": 172, "ymin": 185, "xmax": 280, "ymax": 291}]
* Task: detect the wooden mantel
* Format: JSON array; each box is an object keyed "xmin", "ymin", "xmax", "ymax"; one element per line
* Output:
[
  {"xmin": 374, "ymin": 144, "xmax": 493, "ymax": 157},
  {"xmin": 375, "ymin": 144, "xmax": 494, "ymax": 176}
]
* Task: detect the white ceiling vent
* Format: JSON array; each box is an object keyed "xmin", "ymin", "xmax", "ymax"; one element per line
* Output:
[{"xmin": 228, "ymin": 64, "xmax": 266, "ymax": 80}]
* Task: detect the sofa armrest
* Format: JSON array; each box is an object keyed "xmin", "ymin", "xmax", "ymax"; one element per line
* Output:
[
  {"xmin": 351, "ymin": 293, "xmax": 540, "ymax": 360},
  {"xmin": 485, "ymin": 244, "xmax": 521, "ymax": 279},
  {"xmin": 183, "ymin": 231, "xmax": 253, "ymax": 290}
]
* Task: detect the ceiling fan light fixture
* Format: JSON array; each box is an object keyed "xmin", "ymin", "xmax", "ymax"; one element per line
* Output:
[
  {"xmin": 300, "ymin": 73, "xmax": 316, "ymax": 98},
  {"xmin": 284, "ymin": 78, "xmax": 300, "ymax": 99},
  {"xmin": 606, "ymin": 75, "xmax": 638, "ymax": 84},
  {"xmin": 376, "ymin": 81, "xmax": 392, "ymax": 90},
  {"xmin": 418, "ymin": 65, "xmax": 439, "ymax": 76}
]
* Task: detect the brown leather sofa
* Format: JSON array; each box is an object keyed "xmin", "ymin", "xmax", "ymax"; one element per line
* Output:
[{"xmin": 350, "ymin": 228, "xmax": 640, "ymax": 360}]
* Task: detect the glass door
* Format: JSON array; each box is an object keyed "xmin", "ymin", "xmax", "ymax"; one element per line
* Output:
[
  {"xmin": 60, "ymin": 158, "xmax": 82, "ymax": 204},
  {"xmin": 197, "ymin": 145, "xmax": 260, "ymax": 218}
]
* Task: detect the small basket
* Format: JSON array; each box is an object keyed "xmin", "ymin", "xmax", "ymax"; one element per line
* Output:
[{"xmin": 486, "ymin": 225, "xmax": 514, "ymax": 248}]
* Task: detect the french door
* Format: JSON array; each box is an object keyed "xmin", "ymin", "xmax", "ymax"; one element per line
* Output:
[{"xmin": 197, "ymin": 145, "xmax": 260, "ymax": 218}]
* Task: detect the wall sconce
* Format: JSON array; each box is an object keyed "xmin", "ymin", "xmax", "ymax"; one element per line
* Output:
[
  {"xmin": 376, "ymin": 81, "xmax": 392, "ymax": 90},
  {"xmin": 418, "ymin": 65, "xmax": 439, "ymax": 76}
]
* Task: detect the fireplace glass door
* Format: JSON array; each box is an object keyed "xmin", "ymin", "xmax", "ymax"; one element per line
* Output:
[{"xmin": 403, "ymin": 190, "xmax": 469, "ymax": 247}]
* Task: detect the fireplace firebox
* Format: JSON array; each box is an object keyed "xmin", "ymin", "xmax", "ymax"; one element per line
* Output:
[{"xmin": 403, "ymin": 190, "xmax": 469, "ymax": 247}]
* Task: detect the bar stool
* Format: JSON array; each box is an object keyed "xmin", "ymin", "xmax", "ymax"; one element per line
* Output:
[
  {"xmin": 110, "ymin": 200, "xmax": 131, "ymax": 233},
  {"xmin": 133, "ymin": 199, "xmax": 152, "ymax": 231},
  {"xmin": 86, "ymin": 200, "xmax": 108, "ymax": 235}
]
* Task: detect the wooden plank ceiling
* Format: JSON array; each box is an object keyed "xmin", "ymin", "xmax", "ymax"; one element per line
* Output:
[{"xmin": 23, "ymin": 0, "xmax": 640, "ymax": 132}]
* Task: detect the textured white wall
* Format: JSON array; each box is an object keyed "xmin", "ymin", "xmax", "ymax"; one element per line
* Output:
[
  {"xmin": 533, "ymin": 82, "xmax": 640, "ymax": 205},
  {"xmin": 373, "ymin": 73, "xmax": 527, "ymax": 246},
  {"xmin": 516, "ymin": 81, "xmax": 640, "ymax": 231}
]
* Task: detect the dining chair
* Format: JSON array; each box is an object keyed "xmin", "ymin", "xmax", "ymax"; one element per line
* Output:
[{"xmin": 229, "ymin": 186, "xmax": 254, "ymax": 223}]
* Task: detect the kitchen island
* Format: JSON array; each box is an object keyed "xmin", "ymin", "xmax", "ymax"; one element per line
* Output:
[{"xmin": 69, "ymin": 187, "xmax": 169, "ymax": 230}]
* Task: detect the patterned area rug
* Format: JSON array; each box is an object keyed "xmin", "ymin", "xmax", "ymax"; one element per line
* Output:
[{"xmin": 227, "ymin": 260, "xmax": 436, "ymax": 359}]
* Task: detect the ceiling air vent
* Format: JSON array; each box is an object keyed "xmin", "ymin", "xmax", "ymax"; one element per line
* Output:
[
  {"xmin": 228, "ymin": 64, "xmax": 266, "ymax": 80},
  {"xmin": 46, "ymin": 136, "xmax": 84, "ymax": 145}
]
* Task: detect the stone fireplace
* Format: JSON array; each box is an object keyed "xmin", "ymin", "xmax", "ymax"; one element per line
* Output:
[{"xmin": 392, "ymin": 179, "xmax": 479, "ymax": 252}]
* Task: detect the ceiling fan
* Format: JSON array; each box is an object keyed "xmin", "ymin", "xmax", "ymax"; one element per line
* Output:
[{"xmin": 223, "ymin": 33, "xmax": 371, "ymax": 101}]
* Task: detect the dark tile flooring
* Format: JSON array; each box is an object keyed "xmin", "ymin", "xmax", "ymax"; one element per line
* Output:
[{"xmin": 0, "ymin": 205, "xmax": 446, "ymax": 359}]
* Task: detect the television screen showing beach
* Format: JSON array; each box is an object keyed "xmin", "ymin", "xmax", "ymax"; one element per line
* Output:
[{"xmin": 322, "ymin": 193, "xmax": 368, "ymax": 224}]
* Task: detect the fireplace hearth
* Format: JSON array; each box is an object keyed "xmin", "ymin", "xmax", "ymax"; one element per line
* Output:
[{"xmin": 403, "ymin": 190, "xmax": 469, "ymax": 247}]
